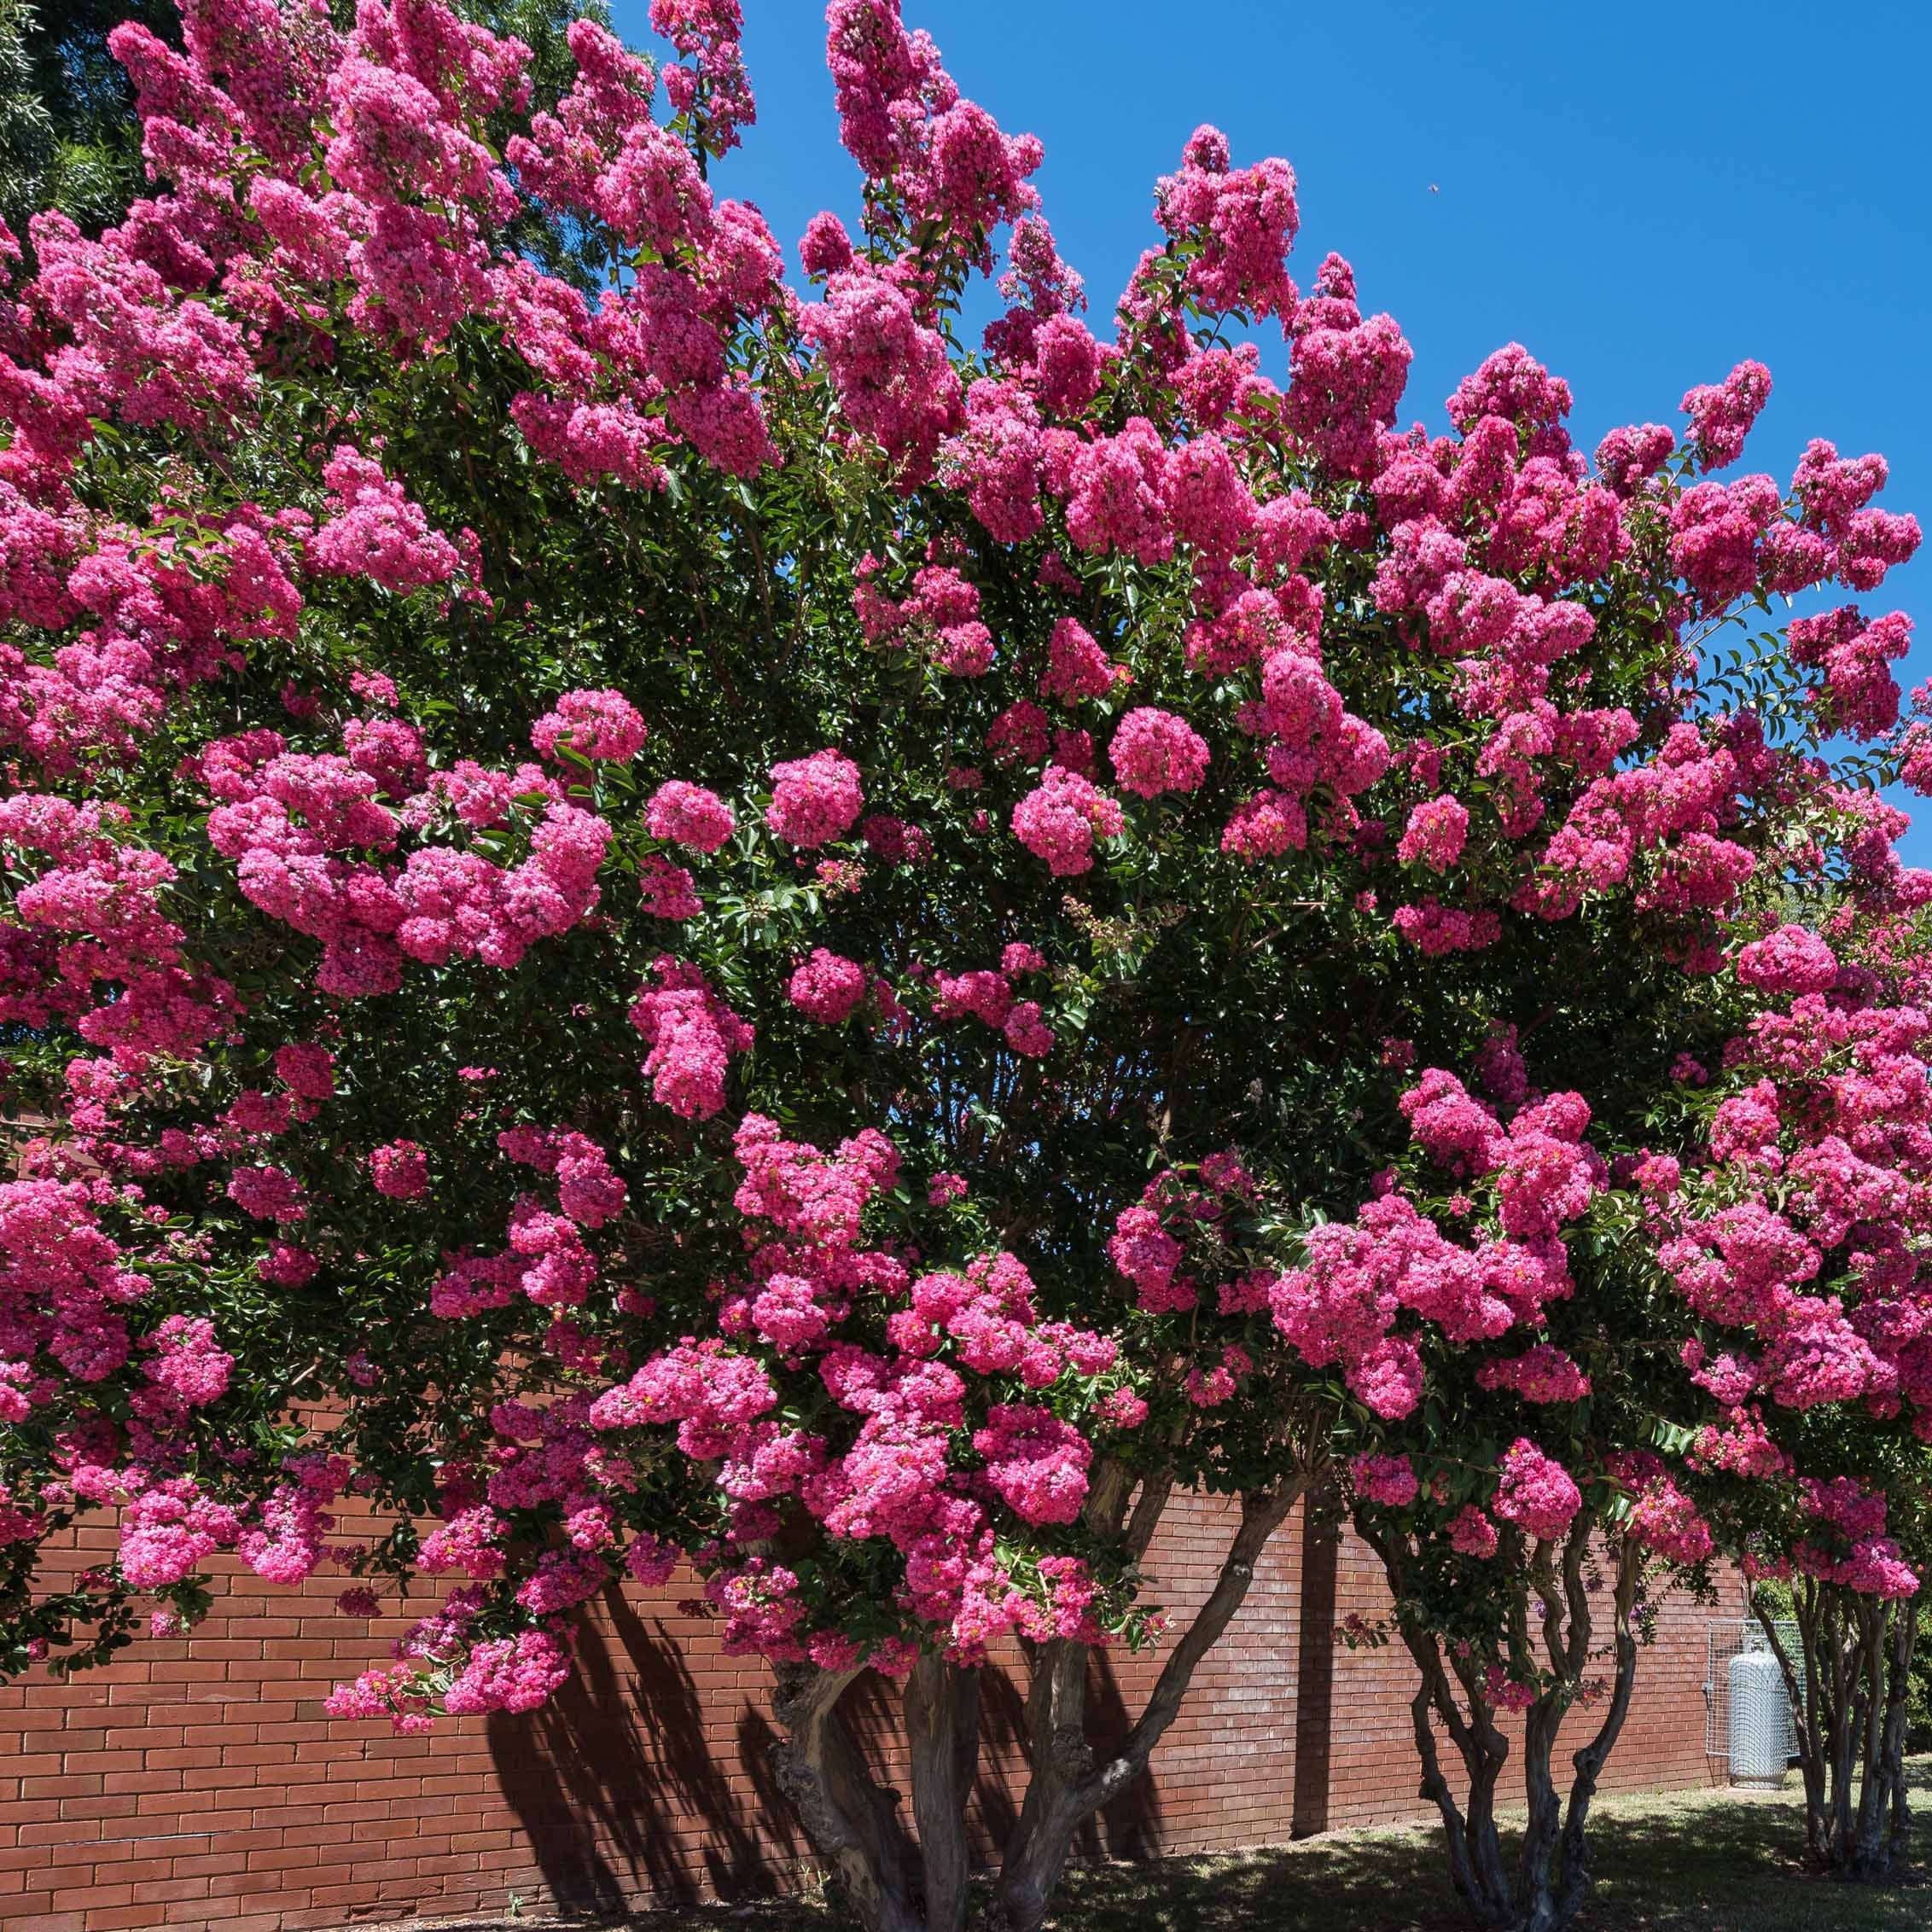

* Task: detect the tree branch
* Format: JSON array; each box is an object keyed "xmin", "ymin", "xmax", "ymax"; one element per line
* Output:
[
  {"xmin": 771, "ymin": 1663, "xmax": 919, "ymax": 1932},
  {"xmin": 905, "ymin": 1652, "xmax": 980, "ymax": 1932},
  {"xmin": 1079, "ymin": 1481, "xmax": 1301, "ymax": 1809}
]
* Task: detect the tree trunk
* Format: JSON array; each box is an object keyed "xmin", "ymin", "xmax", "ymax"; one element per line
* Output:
[
  {"xmin": 991, "ymin": 1482, "xmax": 1301, "ymax": 1932},
  {"xmin": 1759, "ymin": 1580, "xmax": 1916, "ymax": 1882},
  {"xmin": 1827, "ymin": 1592, "xmax": 1859, "ymax": 1863},
  {"xmin": 1885, "ymin": 1608, "xmax": 1914, "ymax": 1868},
  {"xmin": 1847, "ymin": 1599, "xmax": 1892, "ymax": 1878},
  {"xmin": 1752, "ymin": 1587, "xmax": 1827, "ymax": 1863},
  {"xmin": 1533, "ymin": 1540, "xmax": 1643, "ymax": 1932},
  {"xmin": 1405, "ymin": 1643, "xmax": 1513, "ymax": 1929},
  {"xmin": 766, "ymin": 1476, "xmax": 1302, "ymax": 1932},
  {"xmin": 770, "ymin": 1662, "xmax": 922, "ymax": 1932},
  {"xmin": 1374, "ymin": 1526, "xmax": 1644, "ymax": 1932},
  {"xmin": 905, "ymin": 1652, "xmax": 981, "ymax": 1932}
]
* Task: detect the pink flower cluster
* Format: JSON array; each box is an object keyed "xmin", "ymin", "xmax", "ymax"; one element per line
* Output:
[
  {"xmin": 856, "ymin": 559, "xmax": 995, "ymax": 676},
  {"xmin": 530, "ymin": 688, "xmax": 649, "ymax": 764},
  {"xmin": 972, "ymin": 1405, "xmax": 1091, "ymax": 1524},
  {"xmin": 1474, "ymin": 1343, "xmax": 1590, "ymax": 1405},
  {"xmin": 1735, "ymin": 923, "xmax": 1838, "ymax": 997},
  {"xmin": 563, "ymin": 1109, "xmax": 1136, "ymax": 1667},
  {"xmin": 1397, "ymin": 794, "xmax": 1469, "ymax": 873},
  {"xmin": 306, "ymin": 445, "xmax": 464, "ymax": 596},
  {"xmin": 929, "ymin": 944, "xmax": 1055, "ymax": 1059},
  {"xmin": 1491, "ymin": 1439, "xmax": 1582, "ymax": 1543},
  {"xmin": 765, "ymin": 749, "xmax": 864, "ymax": 848},
  {"xmin": 369, "ymin": 1140, "xmax": 428, "ymax": 1200},
  {"xmin": 1011, "ymin": 765, "xmax": 1124, "ymax": 875},
  {"xmin": 789, "ymin": 948, "xmax": 868, "ymax": 1024},
  {"xmin": 195, "ymin": 727, "xmax": 616, "ymax": 996},
  {"xmin": 143, "ymin": 1315, "xmax": 234, "ymax": 1411},
  {"xmin": 824, "ymin": 0, "xmax": 1040, "ymax": 263},
  {"xmin": 1350, "ymin": 1452, "xmax": 1418, "ymax": 1507},
  {"xmin": 1680, "ymin": 360, "xmax": 1771, "ymax": 472},
  {"xmin": 1622, "ymin": 1474, "xmax": 1714, "ymax": 1565},
  {"xmin": 1108, "ymin": 707, "xmax": 1210, "ymax": 800},
  {"xmin": 628, "ymin": 957, "xmax": 755, "ymax": 1119},
  {"xmin": 647, "ymin": 781, "xmax": 736, "ymax": 852},
  {"xmin": 1155, "ymin": 125, "xmax": 1300, "ymax": 322},
  {"xmin": 803, "ymin": 270, "xmax": 964, "ymax": 484}
]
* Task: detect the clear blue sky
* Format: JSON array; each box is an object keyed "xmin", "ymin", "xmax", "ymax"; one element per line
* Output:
[{"xmin": 614, "ymin": 0, "xmax": 1932, "ymax": 858}]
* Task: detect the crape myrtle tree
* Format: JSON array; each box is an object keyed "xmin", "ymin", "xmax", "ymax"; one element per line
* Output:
[
  {"xmin": 1656, "ymin": 1022, "xmax": 1932, "ymax": 1892},
  {"xmin": 0, "ymin": 2, "xmax": 1929, "ymax": 1929},
  {"xmin": 1342, "ymin": 893, "xmax": 1932, "ymax": 1928},
  {"xmin": 1588, "ymin": 889, "xmax": 1932, "ymax": 1886},
  {"xmin": 1737, "ymin": 1440, "xmax": 1928, "ymax": 1881},
  {"xmin": 1338, "ymin": 1154, "xmax": 1689, "ymax": 1932}
]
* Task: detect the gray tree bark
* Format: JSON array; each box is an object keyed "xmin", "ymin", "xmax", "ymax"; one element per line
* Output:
[
  {"xmin": 766, "ymin": 1469, "xmax": 1303, "ymax": 1932},
  {"xmin": 1370, "ymin": 1523, "xmax": 1644, "ymax": 1932},
  {"xmin": 1755, "ymin": 1581, "xmax": 1915, "ymax": 1881}
]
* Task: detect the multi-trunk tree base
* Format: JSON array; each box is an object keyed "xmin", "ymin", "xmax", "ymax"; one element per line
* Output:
[
  {"xmin": 1370, "ymin": 1528, "xmax": 1645, "ymax": 1932},
  {"xmin": 1755, "ymin": 1583, "xmax": 1917, "ymax": 1883},
  {"xmin": 768, "ymin": 1480, "xmax": 1300, "ymax": 1932}
]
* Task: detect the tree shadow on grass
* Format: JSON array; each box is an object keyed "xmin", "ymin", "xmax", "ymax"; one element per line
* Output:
[
  {"xmin": 1047, "ymin": 1761, "xmax": 1932, "ymax": 1932},
  {"xmin": 484, "ymin": 1720, "xmax": 1932, "ymax": 1932}
]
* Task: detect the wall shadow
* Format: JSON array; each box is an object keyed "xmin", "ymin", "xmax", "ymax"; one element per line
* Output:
[
  {"xmin": 492, "ymin": 1606, "xmax": 1167, "ymax": 1912},
  {"xmin": 491, "ymin": 1586, "xmax": 777, "ymax": 1909},
  {"xmin": 1085, "ymin": 1647, "xmax": 1164, "ymax": 1860}
]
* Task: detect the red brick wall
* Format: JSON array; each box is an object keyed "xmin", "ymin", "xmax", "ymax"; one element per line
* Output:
[{"xmin": 0, "ymin": 1493, "xmax": 1742, "ymax": 1932}]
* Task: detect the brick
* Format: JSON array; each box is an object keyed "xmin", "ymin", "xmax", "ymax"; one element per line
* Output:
[{"xmin": 7, "ymin": 1494, "xmax": 1743, "ymax": 1924}]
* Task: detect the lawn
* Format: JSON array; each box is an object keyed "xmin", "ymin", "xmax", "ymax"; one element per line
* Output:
[{"xmin": 353, "ymin": 1760, "xmax": 1932, "ymax": 1932}]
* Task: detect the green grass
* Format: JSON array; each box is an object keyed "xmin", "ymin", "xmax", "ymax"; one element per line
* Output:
[
  {"xmin": 358, "ymin": 1760, "xmax": 1932, "ymax": 1932},
  {"xmin": 1044, "ymin": 1771, "xmax": 1932, "ymax": 1932}
]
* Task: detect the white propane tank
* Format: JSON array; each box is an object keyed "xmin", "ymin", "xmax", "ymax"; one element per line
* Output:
[{"xmin": 1727, "ymin": 1650, "xmax": 1789, "ymax": 1787}]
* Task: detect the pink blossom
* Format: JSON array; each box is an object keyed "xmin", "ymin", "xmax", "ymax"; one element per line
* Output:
[
  {"xmin": 444, "ymin": 1630, "xmax": 573, "ymax": 1715},
  {"xmin": 1350, "ymin": 1452, "xmax": 1418, "ymax": 1507},
  {"xmin": 306, "ymin": 446, "xmax": 463, "ymax": 595},
  {"xmin": 766, "ymin": 750, "xmax": 864, "ymax": 848},
  {"xmin": 1155, "ymin": 133, "xmax": 1299, "ymax": 321},
  {"xmin": 629, "ymin": 957, "xmax": 754, "ymax": 1118},
  {"xmin": 789, "ymin": 949, "xmax": 868, "ymax": 1024},
  {"xmin": 1475, "ymin": 1344, "xmax": 1591, "ymax": 1405},
  {"xmin": 801, "ymin": 271, "xmax": 963, "ymax": 484},
  {"xmin": 648, "ymin": 781, "xmax": 736, "ymax": 853},
  {"xmin": 1108, "ymin": 1205, "xmax": 1184, "ymax": 1306},
  {"xmin": 971, "ymin": 1405, "xmax": 1091, "ymax": 1525},
  {"xmin": 1109, "ymin": 707, "xmax": 1210, "ymax": 800},
  {"xmin": 369, "ymin": 1141, "xmax": 428, "ymax": 1200},
  {"xmin": 531, "ymin": 689, "xmax": 648, "ymax": 763},
  {"xmin": 227, "ymin": 1164, "xmax": 308, "ymax": 1223},
  {"xmin": 1448, "ymin": 1506, "xmax": 1498, "ymax": 1558},
  {"xmin": 1039, "ymin": 617, "xmax": 1124, "ymax": 704},
  {"xmin": 1065, "ymin": 419, "xmax": 1172, "ymax": 564},
  {"xmin": 1011, "ymin": 765, "xmax": 1124, "ymax": 876},
  {"xmin": 1736, "ymin": 924, "xmax": 1838, "ymax": 997},
  {"xmin": 1681, "ymin": 360, "xmax": 1771, "ymax": 471},
  {"xmin": 1397, "ymin": 794, "xmax": 1469, "ymax": 873},
  {"xmin": 1392, "ymin": 900, "xmax": 1501, "ymax": 957},
  {"xmin": 144, "ymin": 1315, "xmax": 233, "ymax": 1409},
  {"xmin": 1492, "ymin": 1439, "xmax": 1581, "ymax": 1543},
  {"xmin": 1221, "ymin": 789, "xmax": 1307, "ymax": 860},
  {"xmin": 1625, "ymin": 1477, "xmax": 1714, "ymax": 1564}
]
